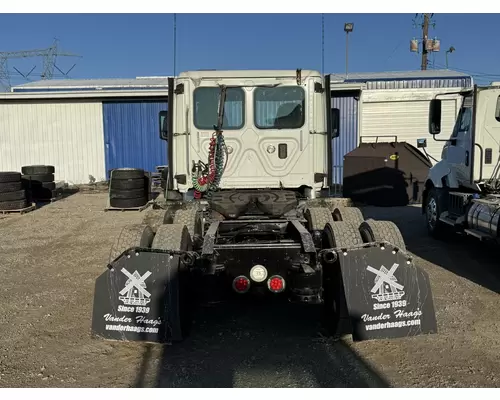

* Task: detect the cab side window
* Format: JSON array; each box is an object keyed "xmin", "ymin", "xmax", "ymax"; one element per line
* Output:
[
  {"xmin": 495, "ymin": 95, "xmax": 500, "ymax": 122},
  {"xmin": 452, "ymin": 107, "xmax": 472, "ymax": 138}
]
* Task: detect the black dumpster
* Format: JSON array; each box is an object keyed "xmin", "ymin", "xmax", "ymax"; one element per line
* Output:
[{"xmin": 342, "ymin": 141, "xmax": 432, "ymax": 207}]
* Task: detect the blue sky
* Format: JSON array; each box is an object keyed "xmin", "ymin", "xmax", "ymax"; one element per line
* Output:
[{"xmin": 1, "ymin": 13, "xmax": 499, "ymax": 89}]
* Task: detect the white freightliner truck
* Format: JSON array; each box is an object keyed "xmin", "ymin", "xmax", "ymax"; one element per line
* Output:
[
  {"xmin": 422, "ymin": 82, "xmax": 500, "ymax": 243},
  {"xmin": 91, "ymin": 69, "xmax": 438, "ymax": 344}
]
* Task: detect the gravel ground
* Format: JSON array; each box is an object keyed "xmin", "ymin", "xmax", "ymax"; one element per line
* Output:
[{"xmin": 0, "ymin": 192, "xmax": 498, "ymax": 388}]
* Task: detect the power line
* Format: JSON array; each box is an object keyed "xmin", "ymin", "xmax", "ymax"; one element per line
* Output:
[{"xmin": 0, "ymin": 39, "xmax": 81, "ymax": 91}]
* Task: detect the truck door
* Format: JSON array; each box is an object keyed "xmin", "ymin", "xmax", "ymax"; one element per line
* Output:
[
  {"xmin": 445, "ymin": 95, "xmax": 474, "ymax": 185},
  {"xmin": 189, "ymin": 82, "xmax": 312, "ymax": 189}
]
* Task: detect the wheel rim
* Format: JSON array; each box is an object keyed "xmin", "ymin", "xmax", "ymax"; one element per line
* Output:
[{"xmin": 426, "ymin": 197, "xmax": 437, "ymax": 229}]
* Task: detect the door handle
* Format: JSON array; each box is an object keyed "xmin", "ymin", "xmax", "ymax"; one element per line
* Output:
[{"xmin": 465, "ymin": 151, "xmax": 469, "ymax": 166}]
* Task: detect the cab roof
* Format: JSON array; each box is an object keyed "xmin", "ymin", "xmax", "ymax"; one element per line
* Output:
[{"xmin": 178, "ymin": 69, "xmax": 321, "ymax": 80}]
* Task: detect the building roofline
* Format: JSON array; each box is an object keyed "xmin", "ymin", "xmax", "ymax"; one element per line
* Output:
[{"xmin": 0, "ymin": 90, "xmax": 168, "ymax": 101}]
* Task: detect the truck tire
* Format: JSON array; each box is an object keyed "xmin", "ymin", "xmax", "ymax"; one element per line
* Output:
[
  {"xmin": 322, "ymin": 221, "xmax": 358, "ymax": 338},
  {"xmin": 109, "ymin": 224, "xmax": 154, "ymax": 263},
  {"xmin": 173, "ymin": 208, "xmax": 203, "ymax": 240},
  {"xmin": 152, "ymin": 223, "xmax": 192, "ymax": 252},
  {"xmin": 359, "ymin": 219, "xmax": 406, "ymax": 251},
  {"xmin": 110, "ymin": 168, "xmax": 145, "ymax": 180},
  {"xmin": 425, "ymin": 188, "xmax": 446, "ymax": 238},
  {"xmin": 304, "ymin": 207, "xmax": 335, "ymax": 231},
  {"xmin": 109, "ymin": 188, "xmax": 146, "ymax": 200},
  {"xmin": 142, "ymin": 209, "xmax": 168, "ymax": 233},
  {"xmin": 0, "ymin": 190, "xmax": 26, "ymax": 202},
  {"xmin": 332, "ymin": 206, "xmax": 364, "ymax": 227},
  {"xmin": 151, "ymin": 223, "xmax": 194, "ymax": 341},
  {"xmin": 0, "ymin": 199, "xmax": 28, "ymax": 211},
  {"xmin": 110, "ymin": 197, "xmax": 148, "ymax": 208},
  {"xmin": 0, "ymin": 181, "xmax": 22, "ymax": 193},
  {"xmin": 324, "ymin": 221, "xmax": 364, "ymax": 248},
  {"xmin": 110, "ymin": 178, "xmax": 145, "ymax": 190},
  {"xmin": 21, "ymin": 165, "xmax": 55, "ymax": 175},
  {"xmin": 0, "ymin": 172, "xmax": 21, "ymax": 183},
  {"xmin": 22, "ymin": 173, "xmax": 54, "ymax": 182},
  {"xmin": 308, "ymin": 197, "xmax": 353, "ymax": 211}
]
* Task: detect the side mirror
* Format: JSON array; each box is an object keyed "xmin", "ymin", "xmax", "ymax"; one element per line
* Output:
[
  {"xmin": 429, "ymin": 99, "xmax": 441, "ymax": 135},
  {"xmin": 331, "ymin": 108, "xmax": 340, "ymax": 138},
  {"xmin": 159, "ymin": 110, "xmax": 168, "ymax": 140}
]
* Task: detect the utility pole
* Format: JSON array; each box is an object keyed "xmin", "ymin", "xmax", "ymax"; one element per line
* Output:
[
  {"xmin": 421, "ymin": 13, "xmax": 430, "ymax": 70},
  {"xmin": 410, "ymin": 14, "xmax": 439, "ymax": 70}
]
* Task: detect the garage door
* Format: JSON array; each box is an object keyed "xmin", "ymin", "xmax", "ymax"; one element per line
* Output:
[
  {"xmin": 103, "ymin": 100, "xmax": 168, "ymax": 177},
  {"xmin": 361, "ymin": 99, "xmax": 458, "ymax": 163}
]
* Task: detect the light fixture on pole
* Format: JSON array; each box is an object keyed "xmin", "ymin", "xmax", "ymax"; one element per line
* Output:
[
  {"xmin": 445, "ymin": 46, "xmax": 455, "ymax": 69},
  {"xmin": 344, "ymin": 22, "xmax": 354, "ymax": 79}
]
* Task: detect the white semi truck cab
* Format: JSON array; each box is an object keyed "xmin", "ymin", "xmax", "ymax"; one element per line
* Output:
[
  {"xmin": 422, "ymin": 83, "xmax": 500, "ymax": 243},
  {"xmin": 158, "ymin": 69, "xmax": 339, "ymax": 200}
]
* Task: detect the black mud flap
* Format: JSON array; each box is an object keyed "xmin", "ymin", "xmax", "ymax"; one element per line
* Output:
[
  {"xmin": 337, "ymin": 242, "xmax": 438, "ymax": 341},
  {"xmin": 91, "ymin": 249, "xmax": 185, "ymax": 344}
]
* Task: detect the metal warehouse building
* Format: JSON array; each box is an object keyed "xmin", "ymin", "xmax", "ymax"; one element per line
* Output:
[
  {"xmin": 329, "ymin": 69, "xmax": 472, "ymax": 183},
  {"xmin": 0, "ymin": 78, "xmax": 169, "ymax": 185},
  {"xmin": 0, "ymin": 69, "xmax": 472, "ymax": 186}
]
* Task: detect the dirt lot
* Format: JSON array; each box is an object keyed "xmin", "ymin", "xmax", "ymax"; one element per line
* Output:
[{"xmin": 0, "ymin": 192, "xmax": 499, "ymax": 388}]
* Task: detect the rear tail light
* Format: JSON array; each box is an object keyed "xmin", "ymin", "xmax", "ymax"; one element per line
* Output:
[
  {"xmin": 232, "ymin": 276, "xmax": 250, "ymax": 293},
  {"xmin": 267, "ymin": 275, "xmax": 285, "ymax": 293}
]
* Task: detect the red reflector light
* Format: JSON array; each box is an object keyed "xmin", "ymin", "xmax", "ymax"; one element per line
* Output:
[
  {"xmin": 232, "ymin": 276, "xmax": 250, "ymax": 293},
  {"xmin": 267, "ymin": 275, "xmax": 285, "ymax": 293}
]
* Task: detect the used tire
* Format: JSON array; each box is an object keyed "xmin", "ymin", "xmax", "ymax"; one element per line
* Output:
[
  {"xmin": 152, "ymin": 224, "xmax": 193, "ymax": 252},
  {"xmin": 109, "ymin": 224, "xmax": 154, "ymax": 263},
  {"xmin": 332, "ymin": 206, "xmax": 365, "ymax": 228},
  {"xmin": 324, "ymin": 221, "xmax": 364, "ymax": 249},
  {"xmin": 0, "ymin": 172, "xmax": 21, "ymax": 183},
  {"xmin": 359, "ymin": 219, "xmax": 406, "ymax": 251},
  {"xmin": 151, "ymin": 223, "xmax": 194, "ymax": 340},
  {"xmin": 0, "ymin": 199, "xmax": 27, "ymax": 210},
  {"xmin": 0, "ymin": 181, "xmax": 22, "ymax": 193},
  {"xmin": 110, "ymin": 168, "xmax": 145, "ymax": 180},
  {"xmin": 109, "ymin": 188, "xmax": 147, "ymax": 200},
  {"xmin": 29, "ymin": 181, "xmax": 56, "ymax": 190},
  {"xmin": 110, "ymin": 197, "xmax": 148, "ymax": 209},
  {"xmin": 22, "ymin": 173, "xmax": 54, "ymax": 183},
  {"xmin": 173, "ymin": 208, "xmax": 203, "ymax": 240},
  {"xmin": 304, "ymin": 207, "xmax": 335, "ymax": 231},
  {"xmin": 21, "ymin": 165, "xmax": 55, "ymax": 175},
  {"xmin": 31, "ymin": 187, "xmax": 53, "ymax": 200},
  {"xmin": 0, "ymin": 190, "xmax": 26, "ymax": 202},
  {"xmin": 110, "ymin": 178, "xmax": 145, "ymax": 190}
]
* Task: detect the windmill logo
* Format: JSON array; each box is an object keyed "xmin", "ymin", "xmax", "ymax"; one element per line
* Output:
[
  {"xmin": 367, "ymin": 263, "xmax": 405, "ymax": 302},
  {"xmin": 118, "ymin": 268, "xmax": 152, "ymax": 306}
]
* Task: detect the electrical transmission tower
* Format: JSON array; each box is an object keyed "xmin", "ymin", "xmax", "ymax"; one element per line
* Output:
[{"xmin": 0, "ymin": 39, "xmax": 81, "ymax": 91}]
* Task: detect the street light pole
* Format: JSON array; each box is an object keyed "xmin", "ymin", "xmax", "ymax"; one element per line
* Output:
[
  {"xmin": 445, "ymin": 46, "xmax": 455, "ymax": 69},
  {"xmin": 344, "ymin": 22, "xmax": 354, "ymax": 79}
]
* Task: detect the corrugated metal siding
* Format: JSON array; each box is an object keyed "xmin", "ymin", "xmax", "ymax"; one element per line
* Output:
[
  {"xmin": 363, "ymin": 77, "xmax": 472, "ymax": 90},
  {"xmin": 361, "ymin": 98, "xmax": 458, "ymax": 163},
  {"xmin": 331, "ymin": 93, "xmax": 359, "ymax": 184},
  {"xmin": 103, "ymin": 100, "xmax": 168, "ymax": 176},
  {"xmin": 0, "ymin": 101, "xmax": 105, "ymax": 185}
]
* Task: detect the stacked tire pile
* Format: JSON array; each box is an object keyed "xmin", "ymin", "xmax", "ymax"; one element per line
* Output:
[
  {"xmin": 0, "ymin": 172, "xmax": 28, "ymax": 211},
  {"xmin": 21, "ymin": 165, "xmax": 56, "ymax": 202},
  {"xmin": 109, "ymin": 168, "xmax": 150, "ymax": 208}
]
